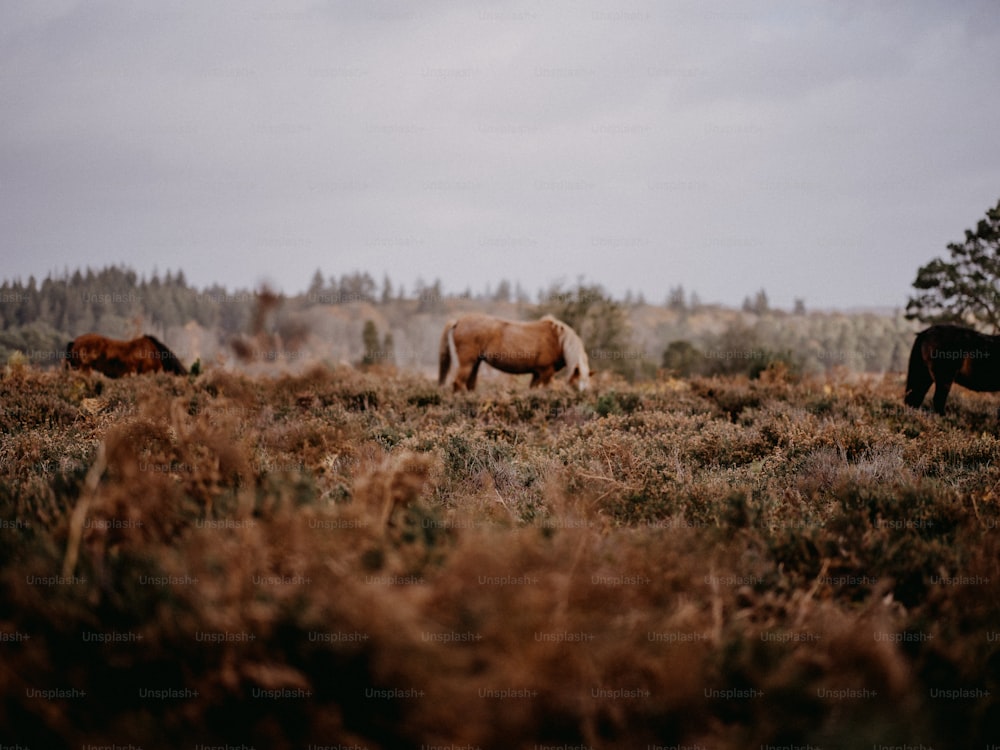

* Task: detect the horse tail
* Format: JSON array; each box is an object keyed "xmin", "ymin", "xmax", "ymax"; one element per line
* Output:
[
  {"xmin": 63, "ymin": 340, "xmax": 75, "ymax": 370},
  {"xmin": 904, "ymin": 329, "xmax": 933, "ymax": 408},
  {"xmin": 439, "ymin": 320, "xmax": 457, "ymax": 386}
]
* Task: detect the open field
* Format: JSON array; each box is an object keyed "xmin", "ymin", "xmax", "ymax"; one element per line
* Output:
[{"xmin": 1, "ymin": 363, "xmax": 999, "ymax": 748}]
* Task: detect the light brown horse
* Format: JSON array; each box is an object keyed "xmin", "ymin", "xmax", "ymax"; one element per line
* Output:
[
  {"xmin": 65, "ymin": 334, "xmax": 187, "ymax": 377},
  {"xmin": 439, "ymin": 314, "xmax": 590, "ymax": 391}
]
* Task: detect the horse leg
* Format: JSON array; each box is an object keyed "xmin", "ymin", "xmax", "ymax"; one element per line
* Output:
[
  {"xmin": 928, "ymin": 353, "xmax": 966, "ymax": 415},
  {"xmin": 451, "ymin": 359, "xmax": 475, "ymax": 391},
  {"xmin": 529, "ymin": 366, "xmax": 555, "ymax": 388},
  {"xmin": 932, "ymin": 378, "xmax": 953, "ymax": 416},
  {"xmin": 466, "ymin": 358, "xmax": 483, "ymax": 390}
]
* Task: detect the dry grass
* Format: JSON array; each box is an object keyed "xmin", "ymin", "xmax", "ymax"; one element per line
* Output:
[{"xmin": 1, "ymin": 364, "xmax": 999, "ymax": 748}]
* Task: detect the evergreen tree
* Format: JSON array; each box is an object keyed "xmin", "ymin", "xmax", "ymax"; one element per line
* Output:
[
  {"xmin": 666, "ymin": 285, "xmax": 687, "ymax": 312},
  {"xmin": 493, "ymin": 279, "xmax": 512, "ymax": 303},
  {"xmin": 907, "ymin": 198, "xmax": 1000, "ymax": 331},
  {"xmin": 308, "ymin": 269, "xmax": 324, "ymax": 300},
  {"xmin": 417, "ymin": 279, "xmax": 444, "ymax": 313},
  {"xmin": 361, "ymin": 320, "xmax": 380, "ymax": 366},
  {"xmin": 753, "ymin": 289, "xmax": 769, "ymax": 314},
  {"xmin": 339, "ymin": 272, "xmax": 376, "ymax": 303},
  {"xmin": 661, "ymin": 340, "xmax": 703, "ymax": 376},
  {"xmin": 382, "ymin": 331, "xmax": 395, "ymax": 364},
  {"xmin": 535, "ymin": 282, "xmax": 634, "ymax": 379}
]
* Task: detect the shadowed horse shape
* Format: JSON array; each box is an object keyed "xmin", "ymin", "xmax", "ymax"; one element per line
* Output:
[
  {"xmin": 65, "ymin": 333, "xmax": 187, "ymax": 377},
  {"xmin": 904, "ymin": 324, "xmax": 1000, "ymax": 415},
  {"xmin": 439, "ymin": 314, "xmax": 590, "ymax": 391}
]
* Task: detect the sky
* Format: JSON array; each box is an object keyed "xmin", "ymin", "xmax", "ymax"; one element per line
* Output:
[{"xmin": 1, "ymin": 0, "xmax": 998, "ymax": 310}]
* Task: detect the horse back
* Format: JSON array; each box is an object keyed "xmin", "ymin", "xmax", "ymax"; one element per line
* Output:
[
  {"xmin": 453, "ymin": 314, "xmax": 562, "ymax": 372},
  {"xmin": 923, "ymin": 325, "xmax": 1000, "ymax": 392},
  {"xmin": 493, "ymin": 317, "xmax": 562, "ymax": 370}
]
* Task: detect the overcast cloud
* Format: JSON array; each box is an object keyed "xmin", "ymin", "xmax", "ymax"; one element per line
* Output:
[{"xmin": 2, "ymin": 0, "xmax": 998, "ymax": 308}]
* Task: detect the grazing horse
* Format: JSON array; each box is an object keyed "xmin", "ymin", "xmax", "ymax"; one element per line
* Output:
[
  {"xmin": 904, "ymin": 324, "xmax": 1000, "ymax": 415},
  {"xmin": 65, "ymin": 334, "xmax": 187, "ymax": 378},
  {"xmin": 439, "ymin": 313, "xmax": 590, "ymax": 392}
]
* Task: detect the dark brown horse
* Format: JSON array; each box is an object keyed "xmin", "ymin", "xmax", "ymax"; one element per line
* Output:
[
  {"xmin": 904, "ymin": 324, "xmax": 1000, "ymax": 414},
  {"xmin": 439, "ymin": 314, "xmax": 590, "ymax": 391},
  {"xmin": 65, "ymin": 334, "xmax": 187, "ymax": 377}
]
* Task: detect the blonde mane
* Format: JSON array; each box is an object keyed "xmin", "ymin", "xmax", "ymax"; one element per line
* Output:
[{"xmin": 542, "ymin": 315, "xmax": 591, "ymax": 390}]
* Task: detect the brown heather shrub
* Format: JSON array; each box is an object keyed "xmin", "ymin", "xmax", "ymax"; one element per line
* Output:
[
  {"xmin": 352, "ymin": 449, "xmax": 439, "ymax": 527},
  {"xmin": 691, "ymin": 378, "xmax": 763, "ymax": 422},
  {"xmin": 3, "ymin": 366, "xmax": 1000, "ymax": 747}
]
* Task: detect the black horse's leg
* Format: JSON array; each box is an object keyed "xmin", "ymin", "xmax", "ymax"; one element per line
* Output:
[{"xmin": 932, "ymin": 378, "xmax": 953, "ymax": 416}]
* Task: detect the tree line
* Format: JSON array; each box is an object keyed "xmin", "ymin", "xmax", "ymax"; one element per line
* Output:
[
  {"xmin": 9, "ymin": 195, "xmax": 999, "ymax": 382},
  {"xmin": 0, "ymin": 264, "xmax": 914, "ymax": 377}
]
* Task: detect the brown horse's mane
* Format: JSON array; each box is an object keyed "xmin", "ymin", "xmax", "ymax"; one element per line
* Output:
[{"xmin": 142, "ymin": 334, "xmax": 188, "ymax": 375}]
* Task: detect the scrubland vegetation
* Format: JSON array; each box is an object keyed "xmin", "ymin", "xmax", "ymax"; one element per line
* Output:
[{"xmin": 2, "ymin": 362, "xmax": 999, "ymax": 748}]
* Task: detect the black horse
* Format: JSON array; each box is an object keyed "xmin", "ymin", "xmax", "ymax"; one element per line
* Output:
[{"xmin": 904, "ymin": 324, "xmax": 1000, "ymax": 415}]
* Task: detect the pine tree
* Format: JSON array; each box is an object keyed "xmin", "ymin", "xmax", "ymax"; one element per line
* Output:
[
  {"xmin": 361, "ymin": 320, "xmax": 380, "ymax": 366},
  {"xmin": 493, "ymin": 279, "xmax": 512, "ymax": 303},
  {"xmin": 307, "ymin": 269, "xmax": 325, "ymax": 301},
  {"xmin": 907, "ymin": 198, "xmax": 1000, "ymax": 331},
  {"xmin": 666, "ymin": 285, "xmax": 686, "ymax": 312},
  {"xmin": 382, "ymin": 331, "xmax": 395, "ymax": 364}
]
